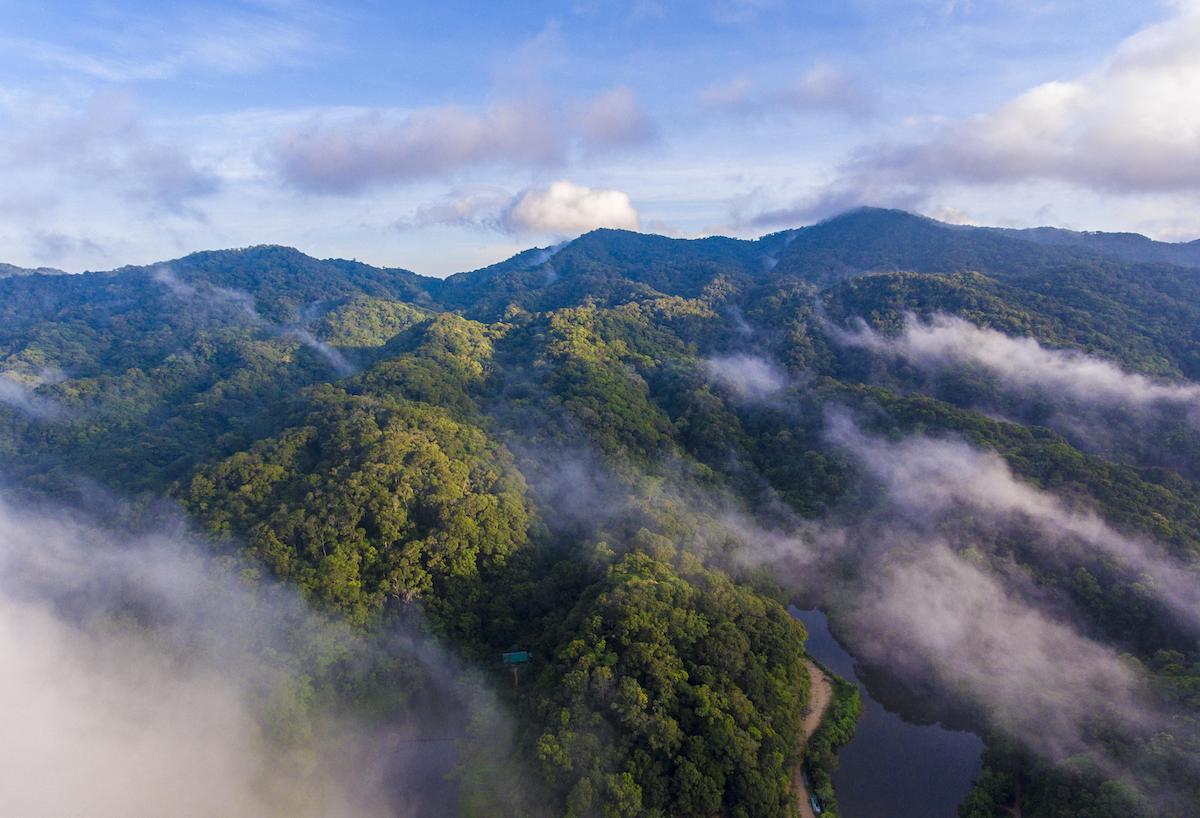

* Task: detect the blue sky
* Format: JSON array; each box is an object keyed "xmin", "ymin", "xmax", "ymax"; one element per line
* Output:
[{"xmin": 0, "ymin": 0, "xmax": 1195, "ymax": 275}]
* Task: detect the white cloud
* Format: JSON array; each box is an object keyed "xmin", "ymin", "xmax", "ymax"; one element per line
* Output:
[
  {"xmin": 272, "ymin": 100, "xmax": 566, "ymax": 195},
  {"xmin": 848, "ymin": 542, "xmax": 1155, "ymax": 760},
  {"xmin": 811, "ymin": 2, "xmax": 1200, "ymax": 207},
  {"xmin": 703, "ymin": 354, "xmax": 787, "ymax": 403},
  {"xmin": 501, "ymin": 180, "xmax": 641, "ymax": 234},
  {"xmin": 0, "ymin": 497, "xmax": 405, "ymax": 818},
  {"xmin": 395, "ymin": 180, "xmax": 641, "ymax": 236},
  {"xmin": 833, "ymin": 312, "xmax": 1200, "ymax": 415},
  {"xmin": 827, "ymin": 414, "xmax": 1200, "ymax": 632},
  {"xmin": 394, "ymin": 187, "xmax": 513, "ymax": 231},
  {"xmin": 0, "ymin": 374, "xmax": 67, "ymax": 421}
]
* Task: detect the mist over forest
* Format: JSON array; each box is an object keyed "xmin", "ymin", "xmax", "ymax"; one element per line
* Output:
[{"xmin": 1, "ymin": 207, "xmax": 1199, "ymax": 817}]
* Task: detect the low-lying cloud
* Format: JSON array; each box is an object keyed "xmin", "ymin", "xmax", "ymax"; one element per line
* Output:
[
  {"xmin": 721, "ymin": 407, "xmax": 1196, "ymax": 794},
  {"xmin": 827, "ymin": 413, "xmax": 1200, "ymax": 632},
  {"xmin": 832, "ymin": 311, "xmax": 1200, "ymax": 422},
  {"xmin": 703, "ymin": 354, "xmax": 787, "ymax": 403},
  {"xmin": 0, "ymin": 489, "xmax": 493, "ymax": 817},
  {"xmin": 152, "ymin": 267, "xmax": 355, "ymax": 376},
  {"xmin": 847, "ymin": 541, "xmax": 1156, "ymax": 761},
  {"xmin": 0, "ymin": 374, "xmax": 67, "ymax": 421}
]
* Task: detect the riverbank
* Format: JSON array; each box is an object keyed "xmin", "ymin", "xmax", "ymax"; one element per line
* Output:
[{"xmin": 796, "ymin": 658, "xmax": 835, "ymax": 818}]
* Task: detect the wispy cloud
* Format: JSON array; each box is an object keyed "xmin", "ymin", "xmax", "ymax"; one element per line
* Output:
[
  {"xmin": 1, "ymin": 4, "xmax": 319, "ymax": 83},
  {"xmin": 152, "ymin": 267, "xmax": 356, "ymax": 376},
  {"xmin": 831, "ymin": 312, "xmax": 1200, "ymax": 419},
  {"xmin": 728, "ymin": 411, "xmax": 1195, "ymax": 798},
  {"xmin": 0, "ymin": 374, "xmax": 67, "ymax": 421},
  {"xmin": 700, "ymin": 64, "xmax": 875, "ymax": 118},
  {"xmin": 827, "ymin": 413, "xmax": 1200, "ymax": 632}
]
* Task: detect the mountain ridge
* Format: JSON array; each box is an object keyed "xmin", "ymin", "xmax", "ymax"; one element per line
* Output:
[{"xmin": 6, "ymin": 207, "xmax": 1198, "ymax": 291}]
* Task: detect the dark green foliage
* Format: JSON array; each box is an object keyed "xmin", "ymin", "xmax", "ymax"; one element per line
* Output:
[
  {"xmin": 184, "ymin": 386, "xmax": 533, "ymax": 625},
  {"xmin": 533, "ymin": 552, "xmax": 808, "ymax": 818}
]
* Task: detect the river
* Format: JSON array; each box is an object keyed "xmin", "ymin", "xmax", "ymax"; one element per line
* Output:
[{"xmin": 791, "ymin": 608, "xmax": 984, "ymax": 818}]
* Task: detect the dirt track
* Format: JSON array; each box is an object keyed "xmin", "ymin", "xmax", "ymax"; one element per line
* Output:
[{"xmin": 795, "ymin": 659, "xmax": 834, "ymax": 818}]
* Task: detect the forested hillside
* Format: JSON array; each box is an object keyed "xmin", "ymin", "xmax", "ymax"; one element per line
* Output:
[{"xmin": 3, "ymin": 208, "xmax": 1199, "ymax": 817}]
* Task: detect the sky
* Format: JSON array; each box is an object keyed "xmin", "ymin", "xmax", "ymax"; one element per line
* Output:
[{"xmin": 0, "ymin": 0, "xmax": 1196, "ymax": 276}]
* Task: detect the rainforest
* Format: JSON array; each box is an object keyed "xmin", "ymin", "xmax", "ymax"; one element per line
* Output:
[{"xmin": 3, "ymin": 208, "xmax": 1199, "ymax": 817}]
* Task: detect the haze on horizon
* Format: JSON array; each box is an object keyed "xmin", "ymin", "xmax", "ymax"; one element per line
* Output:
[{"xmin": 1, "ymin": 0, "xmax": 1198, "ymax": 277}]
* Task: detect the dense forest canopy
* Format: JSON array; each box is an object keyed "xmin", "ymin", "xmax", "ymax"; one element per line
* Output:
[{"xmin": 3, "ymin": 207, "xmax": 1200, "ymax": 817}]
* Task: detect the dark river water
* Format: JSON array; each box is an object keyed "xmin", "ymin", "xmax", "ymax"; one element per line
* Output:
[{"xmin": 791, "ymin": 608, "xmax": 984, "ymax": 818}]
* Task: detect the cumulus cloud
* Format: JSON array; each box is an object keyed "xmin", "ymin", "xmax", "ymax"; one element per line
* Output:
[
  {"xmin": 272, "ymin": 87, "xmax": 656, "ymax": 195},
  {"xmin": 832, "ymin": 312, "xmax": 1200, "ymax": 417},
  {"xmin": 703, "ymin": 354, "xmax": 788, "ymax": 403},
  {"xmin": 501, "ymin": 180, "xmax": 640, "ymax": 234},
  {"xmin": 701, "ymin": 65, "xmax": 874, "ymax": 118},
  {"xmin": 398, "ymin": 181, "xmax": 641, "ymax": 236},
  {"xmin": 773, "ymin": 2, "xmax": 1200, "ymax": 218}
]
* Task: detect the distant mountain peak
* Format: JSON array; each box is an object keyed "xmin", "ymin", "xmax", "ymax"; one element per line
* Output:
[{"xmin": 0, "ymin": 262, "xmax": 68, "ymax": 279}]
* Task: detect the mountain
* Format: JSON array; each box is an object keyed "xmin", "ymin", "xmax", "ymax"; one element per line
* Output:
[
  {"xmin": 997, "ymin": 224, "xmax": 1200, "ymax": 268},
  {"xmin": 0, "ymin": 261, "xmax": 66, "ymax": 278},
  {"xmin": 2, "ymin": 209, "xmax": 1199, "ymax": 818}
]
